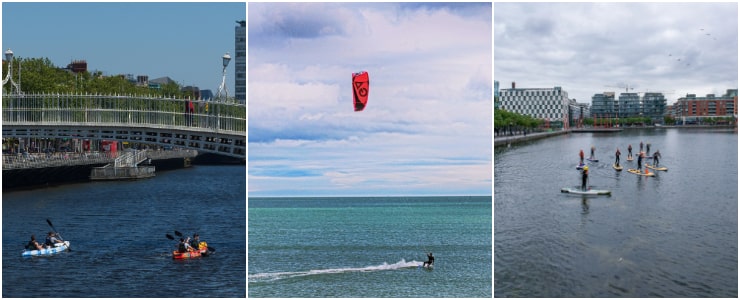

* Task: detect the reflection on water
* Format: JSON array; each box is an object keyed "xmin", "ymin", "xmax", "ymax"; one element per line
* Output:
[{"xmin": 495, "ymin": 128, "xmax": 737, "ymax": 297}]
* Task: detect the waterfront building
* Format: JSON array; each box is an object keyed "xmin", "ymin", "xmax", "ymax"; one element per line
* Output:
[
  {"xmin": 642, "ymin": 92, "xmax": 667, "ymax": 121},
  {"xmin": 498, "ymin": 82, "xmax": 570, "ymax": 128},
  {"xmin": 618, "ymin": 93, "xmax": 641, "ymax": 118},
  {"xmin": 235, "ymin": 20, "xmax": 246, "ymax": 104},
  {"xmin": 674, "ymin": 89, "xmax": 738, "ymax": 123},
  {"xmin": 591, "ymin": 92, "xmax": 616, "ymax": 118},
  {"xmin": 567, "ymin": 99, "xmax": 591, "ymax": 127}
]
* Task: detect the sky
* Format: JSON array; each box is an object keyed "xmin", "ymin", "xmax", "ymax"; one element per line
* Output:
[
  {"xmin": 2, "ymin": 2, "xmax": 245, "ymax": 94},
  {"xmin": 248, "ymin": 2, "xmax": 492, "ymax": 197},
  {"xmin": 494, "ymin": 2, "xmax": 738, "ymax": 105}
]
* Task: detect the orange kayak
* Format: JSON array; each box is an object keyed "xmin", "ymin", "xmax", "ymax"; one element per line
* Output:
[{"xmin": 172, "ymin": 241, "xmax": 208, "ymax": 260}]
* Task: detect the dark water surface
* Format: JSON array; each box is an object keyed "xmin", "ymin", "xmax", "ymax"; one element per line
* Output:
[
  {"xmin": 495, "ymin": 128, "xmax": 738, "ymax": 297},
  {"xmin": 249, "ymin": 196, "xmax": 492, "ymax": 297},
  {"xmin": 3, "ymin": 165, "xmax": 246, "ymax": 297}
]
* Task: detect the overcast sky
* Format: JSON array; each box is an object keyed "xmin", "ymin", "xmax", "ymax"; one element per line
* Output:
[
  {"xmin": 248, "ymin": 2, "xmax": 492, "ymax": 197},
  {"xmin": 494, "ymin": 2, "xmax": 738, "ymax": 105}
]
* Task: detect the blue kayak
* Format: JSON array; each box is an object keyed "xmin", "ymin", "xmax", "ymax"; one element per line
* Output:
[{"xmin": 21, "ymin": 241, "xmax": 70, "ymax": 257}]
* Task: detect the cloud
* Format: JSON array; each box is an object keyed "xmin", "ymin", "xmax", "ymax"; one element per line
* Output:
[
  {"xmin": 249, "ymin": 3, "xmax": 491, "ymax": 196},
  {"xmin": 494, "ymin": 2, "xmax": 738, "ymax": 103}
]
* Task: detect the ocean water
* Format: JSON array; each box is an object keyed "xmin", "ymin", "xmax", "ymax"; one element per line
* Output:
[{"xmin": 248, "ymin": 196, "xmax": 492, "ymax": 297}]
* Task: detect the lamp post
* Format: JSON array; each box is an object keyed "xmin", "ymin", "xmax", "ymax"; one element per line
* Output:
[
  {"xmin": 2, "ymin": 48, "xmax": 22, "ymax": 95},
  {"xmin": 216, "ymin": 52, "xmax": 231, "ymax": 101}
]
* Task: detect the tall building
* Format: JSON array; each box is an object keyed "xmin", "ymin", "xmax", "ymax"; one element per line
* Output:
[
  {"xmin": 642, "ymin": 92, "xmax": 667, "ymax": 121},
  {"xmin": 618, "ymin": 93, "xmax": 641, "ymax": 118},
  {"xmin": 498, "ymin": 82, "xmax": 570, "ymax": 128},
  {"xmin": 235, "ymin": 20, "xmax": 246, "ymax": 104},
  {"xmin": 591, "ymin": 92, "xmax": 616, "ymax": 118},
  {"xmin": 675, "ymin": 89, "xmax": 737, "ymax": 123}
]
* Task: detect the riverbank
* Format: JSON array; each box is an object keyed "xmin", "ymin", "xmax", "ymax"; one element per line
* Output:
[
  {"xmin": 494, "ymin": 130, "xmax": 569, "ymax": 147},
  {"xmin": 2, "ymin": 150, "xmax": 197, "ymax": 190},
  {"xmin": 495, "ymin": 124, "xmax": 737, "ymax": 148}
]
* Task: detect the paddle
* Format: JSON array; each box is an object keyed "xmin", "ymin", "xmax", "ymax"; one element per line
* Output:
[{"xmin": 46, "ymin": 219, "xmax": 71, "ymax": 251}]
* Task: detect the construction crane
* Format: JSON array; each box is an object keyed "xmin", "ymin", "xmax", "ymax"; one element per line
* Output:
[{"xmin": 604, "ymin": 84, "xmax": 636, "ymax": 93}]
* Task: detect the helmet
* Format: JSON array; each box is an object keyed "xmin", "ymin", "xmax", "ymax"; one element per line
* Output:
[{"xmin": 583, "ymin": 166, "xmax": 589, "ymax": 171}]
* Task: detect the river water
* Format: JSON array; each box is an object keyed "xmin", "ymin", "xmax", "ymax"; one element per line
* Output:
[
  {"xmin": 494, "ymin": 127, "xmax": 737, "ymax": 297},
  {"xmin": 2, "ymin": 165, "xmax": 246, "ymax": 297}
]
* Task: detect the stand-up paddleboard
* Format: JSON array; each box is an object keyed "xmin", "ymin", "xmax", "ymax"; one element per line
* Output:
[
  {"xmin": 561, "ymin": 187, "xmax": 611, "ymax": 195},
  {"xmin": 627, "ymin": 169, "xmax": 655, "ymax": 176},
  {"xmin": 613, "ymin": 164, "xmax": 623, "ymax": 171},
  {"xmin": 576, "ymin": 163, "xmax": 585, "ymax": 170},
  {"xmin": 645, "ymin": 164, "xmax": 668, "ymax": 171},
  {"xmin": 626, "ymin": 156, "xmax": 634, "ymax": 161},
  {"xmin": 587, "ymin": 158, "xmax": 599, "ymax": 162}
]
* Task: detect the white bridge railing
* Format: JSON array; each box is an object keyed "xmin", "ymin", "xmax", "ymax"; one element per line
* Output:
[{"xmin": 2, "ymin": 93, "xmax": 245, "ymax": 134}]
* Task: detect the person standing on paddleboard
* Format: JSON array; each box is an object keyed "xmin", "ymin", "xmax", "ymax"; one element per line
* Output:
[
  {"xmin": 653, "ymin": 150, "xmax": 661, "ymax": 167},
  {"xmin": 615, "ymin": 148, "xmax": 621, "ymax": 167},
  {"xmin": 579, "ymin": 149, "xmax": 584, "ymax": 165},
  {"xmin": 590, "ymin": 146, "xmax": 596, "ymax": 160},
  {"xmin": 628, "ymin": 144, "xmax": 633, "ymax": 159},
  {"xmin": 637, "ymin": 152, "xmax": 644, "ymax": 171},
  {"xmin": 581, "ymin": 166, "xmax": 589, "ymax": 191}
]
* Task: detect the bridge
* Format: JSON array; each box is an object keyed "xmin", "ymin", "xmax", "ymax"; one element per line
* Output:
[{"xmin": 2, "ymin": 93, "xmax": 246, "ymax": 160}]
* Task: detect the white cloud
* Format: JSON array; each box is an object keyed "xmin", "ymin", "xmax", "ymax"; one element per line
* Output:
[{"xmin": 249, "ymin": 3, "xmax": 491, "ymax": 196}]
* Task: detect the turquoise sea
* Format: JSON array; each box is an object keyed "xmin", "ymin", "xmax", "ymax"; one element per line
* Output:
[{"xmin": 248, "ymin": 196, "xmax": 492, "ymax": 297}]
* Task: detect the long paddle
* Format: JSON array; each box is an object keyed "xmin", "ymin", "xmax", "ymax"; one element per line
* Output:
[{"xmin": 46, "ymin": 219, "xmax": 71, "ymax": 251}]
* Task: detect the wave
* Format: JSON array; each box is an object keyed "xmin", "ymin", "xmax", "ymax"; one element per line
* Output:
[{"xmin": 249, "ymin": 259, "xmax": 422, "ymax": 282}]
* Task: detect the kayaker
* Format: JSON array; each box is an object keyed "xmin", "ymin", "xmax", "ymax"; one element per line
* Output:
[
  {"xmin": 627, "ymin": 144, "xmax": 633, "ymax": 159},
  {"xmin": 615, "ymin": 148, "xmax": 621, "ymax": 166},
  {"xmin": 423, "ymin": 252, "xmax": 435, "ymax": 267},
  {"xmin": 581, "ymin": 166, "xmax": 589, "ymax": 191},
  {"xmin": 27, "ymin": 235, "xmax": 43, "ymax": 250},
  {"xmin": 653, "ymin": 150, "xmax": 661, "ymax": 167},
  {"xmin": 45, "ymin": 231, "xmax": 63, "ymax": 246},
  {"xmin": 189, "ymin": 233, "xmax": 201, "ymax": 249},
  {"xmin": 579, "ymin": 149, "xmax": 584, "ymax": 164},
  {"xmin": 178, "ymin": 238, "xmax": 194, "ymax": 253}
]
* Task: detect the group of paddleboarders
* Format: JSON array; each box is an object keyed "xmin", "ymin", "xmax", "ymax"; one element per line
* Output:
[
  {"xmin": 25, "ymin": 232, "xmax": 64, "ymax": 251},
  {"xmin": 578, "ymin": 141, "xmax": 665, "ymax": 189}
]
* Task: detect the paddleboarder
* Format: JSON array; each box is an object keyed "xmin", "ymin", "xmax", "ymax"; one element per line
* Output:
[
  {"xmin": 579, "ymin": 149, "xmax": 584, "ymax": 165},
  {"xmin": 615, "ymin": 148, "xmax": 621, "ymax": 167},
  {"xmin": 653, "ymin": 150, "xmax": 661, "ymax": 167},
  {"xmin": 637, "ymin": 152, "xmax": 644, "ymax": 171},
  {"xmin": 581, "ymin": 166, "xmax": 589, "ymax": 191},
  {"xmin": 590, "ymin": 146, "xmax": 596, "ymax": 160},
  {"xmin": 628, "ymin": 144, "xmax": 633, "ymax": 159},
  {"xmin": 646, "ymin": 142, "xmax": 651, "ymax": 156}
]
